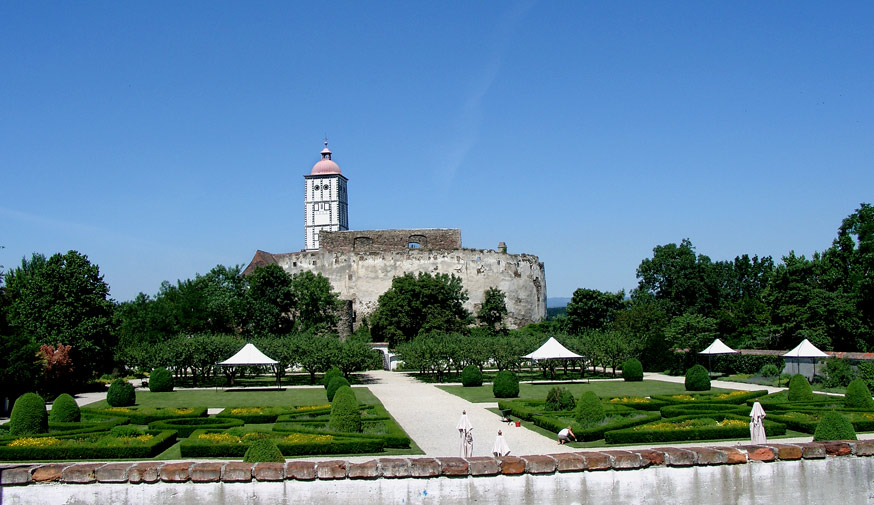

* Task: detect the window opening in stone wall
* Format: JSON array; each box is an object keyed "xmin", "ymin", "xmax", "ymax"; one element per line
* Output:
[
  {"xmin": 409, "ymin": 241, "xmax": 421, "ymax": 249},
  {"xmin": 409, "ymin": 234, "xmax": 427, "ymax": 249},
  {"xmin": 293, "ymin": 262, "xmax": 297, "ymax": 267}
]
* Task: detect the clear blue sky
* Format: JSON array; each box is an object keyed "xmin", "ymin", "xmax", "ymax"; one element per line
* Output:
[{"xmin": 2, "ymin": 2, "xmax": 872, "ymax": 302}]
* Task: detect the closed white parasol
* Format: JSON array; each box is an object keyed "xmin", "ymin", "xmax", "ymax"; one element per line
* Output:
[
  {"xmin": 456, "ymin": 410, "xmax": 473, "ymax": 457},
  {"xmin": 749, "ymin": 401, "xmax": 767, "ymax": 444},
  {"xmin": 492, "ymin": 430, "xmax": 511, "ymax": 457}
]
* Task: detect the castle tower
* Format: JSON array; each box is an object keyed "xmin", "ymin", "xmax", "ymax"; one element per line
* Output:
[{"xmin": 304, "ymin": 141, "xmax": 348, "ymax": 251}]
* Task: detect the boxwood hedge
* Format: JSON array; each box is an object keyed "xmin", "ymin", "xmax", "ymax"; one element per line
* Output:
[
  {"xmin": 604, "ymin": 414, "xmax": 786, "ymax": 444},
  {"xmin": 0, "ymin": 430, "xmax": 177, "ymax": 460},
  {"xmin": 651, "ymin": 390, "xmax": 768, "ymax": 405},
  {"xmin": 82, "ymin": 406, "xmax": 208, "ymax": 424},
  {"xmin": 214, "ymin": 407, "xmax": 300, "ymax": 424},
  {"xmin": 180, "ymin": 429, "xmax": 385, "ymax": 458},
  {"xmin": 148, "ymin": 417, "xmax": 245, "ymax": 438}
]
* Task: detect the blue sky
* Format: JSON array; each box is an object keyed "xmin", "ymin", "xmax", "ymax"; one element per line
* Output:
[{"xmin": 2, "ymin": 2, "xmax": 872, "ymax": 302}]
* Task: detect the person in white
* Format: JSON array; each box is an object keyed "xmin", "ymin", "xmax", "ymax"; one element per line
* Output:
[
  {"xmin": 457, "ymin": 410, "xmax": 473, "ymax": 457},
  {"xmin": 557, "ymin": 425, "xmax": 576, "ymax": 444},
  {"xmin": 492, "ymin": 430, "xmax": 511, "ymax": 457}
]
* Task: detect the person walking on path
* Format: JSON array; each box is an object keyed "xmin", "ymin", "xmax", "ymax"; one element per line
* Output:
[
  {"xmin": 457, "ymin": 410, "xmax": 473, "ymax": 457},
  {"xmin": 558, "ymin": 425, "xmax": 576, "ymax": 445}
]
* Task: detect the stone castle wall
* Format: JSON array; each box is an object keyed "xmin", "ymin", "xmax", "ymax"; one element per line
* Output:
[{"xmin": 320, "ymin": 229, "xmax": 462, "ymax": 253}]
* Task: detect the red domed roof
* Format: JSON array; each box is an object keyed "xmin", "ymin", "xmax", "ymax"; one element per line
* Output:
[{"xmin": 310, "ymin": 141, "xmax": 342, "ymax": 175}]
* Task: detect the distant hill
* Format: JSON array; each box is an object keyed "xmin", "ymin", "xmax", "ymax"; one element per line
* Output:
[{"xmin": 547, "ymin": 297, "xmax": 571, "ymax": 308}]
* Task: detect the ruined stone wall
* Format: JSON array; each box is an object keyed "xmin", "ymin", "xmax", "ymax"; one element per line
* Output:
[
  {"xmin": 270, "ymin": 247, "xmax": 546, "ymax": 329},
  {"xmin": 319, "ymin": 229, "xmax": 462, "ymax": 253}
]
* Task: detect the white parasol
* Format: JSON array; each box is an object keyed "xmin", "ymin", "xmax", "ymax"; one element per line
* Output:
[
  {"xmin": 749, "ymin": 401, "xmax": 767, "ymax": 444},
  {"xmin": 492, "ymin": 430, "xmax": 511, "ymax": 457},
  {"xmin": 456, "ymin": 410, "xmax": 473, "ymax": 457}
]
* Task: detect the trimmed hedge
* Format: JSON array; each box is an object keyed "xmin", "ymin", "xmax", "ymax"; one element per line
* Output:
[
  {"xmin": 533, "ymin": 408, "xmax": 660, "ymax": 442},
  {"xmin": 0, "ymin": 430, "xmax": 177, "ymax": 461},
  {"xmin": 323, "ymin": 367, "xmax": 343, "ymax": 389},
  {"xmin": 180, "ymin": 429, "xmax": 384, "ymax": 458},
  {"xmin": 652, "ymin": 390, "xmax": 768, "ymax": 406},
  {"xmin": 326, "ymin": 377, "xmax": 351, "ymax": 402},
  {"xmin": 603, "ymin": 396, "xmax": 670, "ymax": 411},
  {"xmin": 545, "ymin": 386, "xmax": 575, "ymax": 411},
  {"xmin": 621, "ymin": 358, "xmax": 644, "ymax": 382},
  {"xmin": 82, "ymin": 406, "xmax": 208, "ymax": 425},
  {"xmin": 493, "ymin": 370, "xmax": 519, "ymax": 398},
  {"xmin": 604, "ymin": 414, "xmax": 787, "ymax": 444},
  {"xmin": 9, "ymin": 393, "xmax": 48, "ymax": 436},
  {"xmin": 329, "ymin": 386, "xmax": 362, "ymax": 433},
  {"xmin": 214, "ymin": 406, "xmax": 296, "ymax": 424},
  {"xmin": 461, "ymin": 365, "xmax": 483, "ymax": 387},
  {"xmin": 768, "ymin": 410, "xmax": 874, "ymax": 434},
  {"xmin": 106, "ymin": 379, "xmax": 136, "ymax": 407},
  {"xmin": 49, "ymin": 394, "xmax": 80, "ymax": 423},
  {"xmin": 575, "ymin": 391, "xmax": 606, "ymax": 427},
  {"xmin": 149, "ymin": 368, "xmax": 174, "ymax": 393},
  {"xmin": 751, "ymin": 390, "xmax": 835, "ymax": 408},
  {"xmin": 148, "ymin": 417, "xmax": 245, "ymax": 438},
  {"xmin": 845, "ymin": 379, "xmax": 874, "ymax": 409},
  {"xmin": 685, "ymin": 365, "xmax": 711, "ymax": 391},
  {"xmin": 813, "ymin": 412, "xmax": 857, "ymax": 441},
  {"xmin": 244, "ymin": 439, "xmax": 285, "ymax": 462},
  {"xmin": 788, "ymin": 374, "xmax": 815, "ymax": 402},
  {"xmin": 660, "ymin": 403, "xmax": 749, "ymax": 418}
]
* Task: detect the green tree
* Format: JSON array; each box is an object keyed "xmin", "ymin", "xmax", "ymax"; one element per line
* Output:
[
  {"xmin": 246, "ymin": 264, "xmax": 295, "ymax": 336},
  {"xmin": 477, "ymin": 287, "xmax": 508, "ymax": 332},
  {"xmin": 289, "ymin": 271, "xmax": 340, "ymax": 332},
  {"xmin": 370, "ymin": 273, "xmax": 472, "ymax": 345},
  {"xmin": 565, "ymin": 288, "xmax": 626, "ymax": 334},
  {"xmin": 583, "ymin": 329, "xmax": 642, "ymax": 377},
  {"xmin": 288, "ymin": 333, "xmax": 340, "ymax": 384},
  {"xmin": 4, "ymin": 251, "xmax": 115, "ymax": 381},
  {"xmin": 664, "ymin": 313, "xmax": 718, "ymax": 354},
  {"xmin": 634, "ymin": 239, "xmax": 717, "ymax": 317}
]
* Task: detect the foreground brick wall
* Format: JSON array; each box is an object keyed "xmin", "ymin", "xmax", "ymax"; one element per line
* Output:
[{"xmin": 2, "ymin": 441, "xmax": 871, "ymax": 486}]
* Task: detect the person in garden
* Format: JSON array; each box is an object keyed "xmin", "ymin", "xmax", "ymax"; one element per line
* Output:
[{"xmin": 558, "ymin": 425, "xmax": 576, "ymax": 444}]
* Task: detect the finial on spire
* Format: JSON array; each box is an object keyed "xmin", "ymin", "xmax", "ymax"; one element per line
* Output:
[{"xmin": 320, "ymin": 137, "xmax": 332, "ymax": 160}]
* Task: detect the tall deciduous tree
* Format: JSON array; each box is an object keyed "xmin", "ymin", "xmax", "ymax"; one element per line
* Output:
[
  {"xmin": 477, "ymin": 287, "xmax": 508, "ymax": 332},
  {"xmin": 634, "ymin": 239, "xmax": 717, "ymax": 317},
  {"xmin": 289, "ymin": 270, "xmax": 340, "ymax": 332},
  {"xmin": 565, "ymin": 288, "xmax": 626, "ymax": 334},
  {"xmin": 246, "ymin": 264, "xmax": 295, "ymax": 336},
  {"xmin": 370, "ymin": 273, "xmax": 472, "ymax": 346},
  {"xmin": 4, "ymin": 251, "xmax": 115, "ymax": 381}
]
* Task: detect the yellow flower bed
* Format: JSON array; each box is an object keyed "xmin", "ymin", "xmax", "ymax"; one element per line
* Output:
[
  {"xmin": 609, "ymin": 397, "xmax": 651, "ymax": 404},
  {"xmin": 9, "ymin": 437, "xmax": 62, "ymax": 447},
  {"xmin": 105, "ymin": 407, "xmax": 132, "ymax": 413},
  {"xmin": 116, "ymin": 434, "xmax": 155, "ymax": 444},
  {"xmin": 296, "ymin": 404, "xmax": 331, "ymax": 412},
  {"xmin": 635, "ymin": 418, "xmax": 747, "ymax": 432},
  {"xmin": 717, "ymin": 419, "xmax": 747, "ymax": 428},
  {"xmin": 230, "ymin": 408, "xmax": 262, "ymax": 415},
  {"xmin": 284, "ymin": 433, "xmax": 333, "ymax": 444},
  {"xmin": 173, "ymin": 408, "xmax": 194, "ymax": 415},
  {"xmin": 714, "ymin": 391, "xmax": 748, "ymax": 400},
  {"xmin": 198, "ymin": 433, "xmax": 241, "ymax": 444},
  {"xmin": 670, "ymin": 395, "xmax": 695, "ymax": 401}
]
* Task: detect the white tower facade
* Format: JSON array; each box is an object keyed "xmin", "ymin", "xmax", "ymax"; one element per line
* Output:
[{"xmin": 304, "ymin": 141, "xmax": 348, "ymax": 251}]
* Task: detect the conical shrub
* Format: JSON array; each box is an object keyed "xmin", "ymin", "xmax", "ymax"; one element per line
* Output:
[
  {"xmin": 788, "ymin": 374, "xmax": 815, "ymax": 402},
  {"xmin": 243, "ymin": 439, "xmax": 285, "ymax": 463},
  {"xmin": 328, "ymin": 385, "xmax": 361, "ymax": 432},
  {"xmin": 107, "ymin": 379, "xmax": 136, "ymax": 407},
  {"xmin": 813, "ymin": 411, "xmax": 857, "ymax": 441},
  {"xmin": 575, "ymin": 391, "xmax": 605, "ymax": 428},
  {"xmin": 326, "ymin": 376, "xmax": 350, "ymax": 402},
  {"xmin": 10, "ymin": 393, "xmax": 48, "ymax": 436},
  {"xmin": 845, "ymin": 379, "xmax": 874, "ymax": 409},
  {"xmin": 48, "ymin": 393, "xmax": 80, "ymax": 423}
]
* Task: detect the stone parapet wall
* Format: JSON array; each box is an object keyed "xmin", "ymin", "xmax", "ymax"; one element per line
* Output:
[{"xmin": 320, "ymin": 229, "xmax": 462, "ymax": 253}]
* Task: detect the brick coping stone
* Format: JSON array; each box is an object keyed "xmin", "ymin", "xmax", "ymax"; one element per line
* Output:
[{"xmin": 1, "ymin": 440, "xmax": 871, "ymax": 487}]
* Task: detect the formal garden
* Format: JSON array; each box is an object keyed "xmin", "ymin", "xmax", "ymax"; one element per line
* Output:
[{"xmin": 0, "ymin": 368, "xmax": 418, "ymax": 462}]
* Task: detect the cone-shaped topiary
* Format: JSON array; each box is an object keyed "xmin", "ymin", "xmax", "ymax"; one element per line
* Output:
[
  {"xmin": 48, "ymin": 393, "xmax": 80, "ymax": 423},
  {"xmin": 685, "ymin": 365, "xmax": 711, "ymax": 391},
  {"xmin": 461, "ymin": 365, "xmax": 483, "ymax": 387},
  {"xmin": 813, "ymin": 411, "xmax": 857, "ymax": 441},
  {"xmin": 328, "ymin": 385, "xmax": 361, "ymax": 432},
  {"xmin": 622, "ymin": 358, "xmax": 644, "ymax": 382},
  {"xmin": 244, "ymin": 438, "xmax": 285, "ymax": 463},
  {"xmin": 575, "ymin": 391, "xmax": 605, "ymax": 428},
  {"xmin": 323, "ymin": 367, "xmax": 343, "ymax": 389},
  {"xmin": 106, "ymin": 379, "xmax": 136, "ymax": 407},
  {"xmin": 788, "ymin": 374, "xmax": 815, "ymax": 402},
  {"xmin": 545, "ymin": 386, "xmax": 575, "ymax": 411},
  {"xmin": 326, "ymin": 376, "xmax": 351, "ymax": 402},
  {"xmin": 493, "ymin": 370, "xmax": 519, "ymax": 398},
  {"xmin": 845, "ymin": 379, "xmax": 874, "ymax": 409},
  {"xmin": 149, "ymin": 367, "xmax": 174, "ymax": 393},
  {"xmin": 9, "ymin": 393, "xmax": 48, "ymax": 436}
]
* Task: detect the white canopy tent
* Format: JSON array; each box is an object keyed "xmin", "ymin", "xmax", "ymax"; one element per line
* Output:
[
  {"xmin": 522, "ymin": 337, "xmax": 585, "ymax": 379},
  {"xmin": 216, "ymin": 343, "xmax": 282, "ymax": 388},
  {"xmin": 782, "ymin": 339, "xmax": 829, "ymax": 380},
  {"xmin": 699, "ymin": 339, "xmax": 739, "ymax": 373}
]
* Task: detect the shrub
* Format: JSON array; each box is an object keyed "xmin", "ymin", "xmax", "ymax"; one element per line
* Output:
[
  {"xmin": 9, "ymin": 393, "xmax": 48, "ymax": 436},
  {"xmin": 243, "ymin": 438, "xmax": 285, "ymax": 463},
  {"xmin": 545, "ymin": 386, "xmax": 575, "ymax": 411},
  {"xmin": 813, "ymin": 411, "xmax": 857, "ymax": 441},
  {"xmin": 823, "ymin": 358, "xmax": 856, "ymax": 388},
  {"xmin": 106, "ymin": 379, "xmax": 136, "ymax": 407},
  {"xmin": 48, "ymin": 393, "xmax": 80, "ymax": 423},
  {"xmin": 111, "ymin": 425, "xmax": 146, "ymax": 437},
  {"xmin": 857, "ymin": 362, "xmax": 874, "ymax": 391},
  {"xmin": 845, "ymin": 379, "xmax": 874, "ymax": 409},
  {"xmin": 461, "ymin": 365, "xmax": 483, "ymax": 387},
  {"xmin": 685, "ymin": 365, "xmax": 711, "ymax": 391},
  {"xmin": 328, "ymin": 386, "xmax": 361, "ymax": 433},
  {"xmin": 788, "ymin": 374, "xmax": 815, "ymax": 402},
  {"xmin": 492, "ymin": 370, "xmax": 519, "ymax": 398},
  {"xmin": 326, "ymin": 377, "xmax": 351, "ymax": 402},
  {"xmin": 149, "ymin": 368, "xmax": 174, "ymax": 392},
  {"xmin": 575, "ymin": 391, "xmax": 605, "ymax": 428},
  {"xmin": 621, "ymin": 358, "xmax": 643, "ymax": 382},
  {"xmin": 323, "ymin": 367, "xmax": 343, "ymax": 389},
  {"xmin": 759, "ymin": 364, "xmax": 780, "ymax": 378}
]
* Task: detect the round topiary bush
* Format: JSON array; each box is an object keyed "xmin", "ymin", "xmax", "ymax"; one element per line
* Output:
[
  {"xmin": 48, "ymin": 393, "xmax": 80, "ymax": 423},
  {"xmin": 326, "ymin": 376, "xmax": 351, "ymax": 402},
  {"xmin": 622, "ymin": 358, "xmax": 644, "ymax": 382},
  {"xmin": 9, "ymin": 393, "xmax": 48, "ymax": 436},
  {"xmin": 328, "ymin": 385, "xmax": 361, "ymax": 432},
  {"xmin": 788, "ymin": 374, "xmax": 815, "ymax": 402},
  {"xmin": 759, "ymin": 364, "xmax": 780, "ymax": 378},
  {"xmin": 545, "ymin": 386, "xmax": 575, "ymax": 411},
  {"xmin": 461, "ymin": 365, "xmax": 483, "ymax": 387},
  {"xmin": 845, "ymin": 378, "xmax": 874, "ymax": 409},
  {"xmin": 244, "ymin": 438, "xmax": 285, "ymax": 463},
  {"xmin": 149, "ymin": 367, "xmax": 174, "ymax": 392},
  {"xmin": 107, "ymin": 379, "xmax": 136, "ymax": 407},
  {"xmin": 493, "ymin": 370, "xmax": 519, "ymax": 398},
  {"xmin": 813, "ymin": 411, "xmax": 857, "ymax": 441},
  {"xmin": 685, "ymin": 365, "xmax": 711, "ymax": 391},
  {"xmin": 323, "ymin": 367, "xmax": 343, "ymax": 389},
  {"xmin": 575, "ymin": 391, "xmax": 605, "ymax": 428}
]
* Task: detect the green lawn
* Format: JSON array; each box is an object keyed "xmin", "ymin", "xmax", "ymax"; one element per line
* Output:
[
  {"xmin": 86, "ymin": 387, "xmax": 378, "ymax": 409},
  {"xmin": 439, "ymin": 381, "xmax": 736, "ymax": 403}
]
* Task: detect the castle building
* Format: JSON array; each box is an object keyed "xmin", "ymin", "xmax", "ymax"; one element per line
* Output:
[
  {"xmin": 245, "ymin": 143, "xmax": 546, "ymax": 334},
  {"xmin": 304, "ymin": 141, "xmax": 348, "ymax": 251}
]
